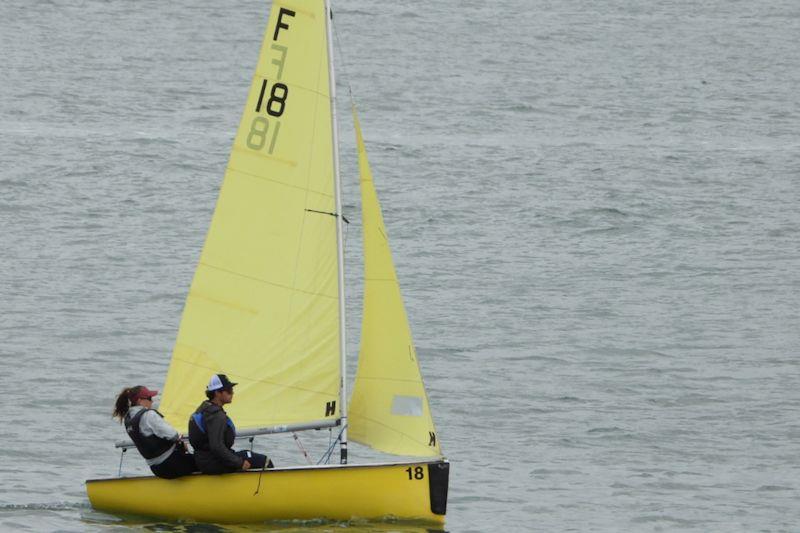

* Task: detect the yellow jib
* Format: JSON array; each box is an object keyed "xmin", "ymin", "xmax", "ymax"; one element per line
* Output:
[
  {"xmin": 348, "ymin": 108, "xmax": 441, "ymax": 457},
  {"xmin": 159, "ymin": 0, "xmax": 339, "ymax": 430}
]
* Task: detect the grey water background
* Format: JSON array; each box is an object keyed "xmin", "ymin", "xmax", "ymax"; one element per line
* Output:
[{"xmin": 1, "ymin": 0, "xmax": 799, "ymax": 531}]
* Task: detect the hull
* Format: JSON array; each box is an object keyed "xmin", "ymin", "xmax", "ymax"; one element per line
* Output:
[{"xmin": 86, "ymin": 459, "xmax": 448, "ymax": 524}]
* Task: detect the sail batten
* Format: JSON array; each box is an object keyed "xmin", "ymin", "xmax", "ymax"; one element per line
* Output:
[
  {"xmin": 159, "ymin": 0, "xmax": 340, "ymax": 431},
  {"xmin": 348, "ymin": 108, "xmax": 442, "ymax": 458}
]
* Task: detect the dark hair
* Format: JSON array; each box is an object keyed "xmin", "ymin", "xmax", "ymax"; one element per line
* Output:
[
  {"xmin": 113, "ymin": 386, "xmax": 143, "ymax": 422},
  {"xmin": 205, "ymin": 387, "xmax": 231, "ymax": 401}
]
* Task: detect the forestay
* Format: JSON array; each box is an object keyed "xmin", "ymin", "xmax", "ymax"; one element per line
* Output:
[
  {"xmin": 159, "ymin": 0, "xmax": 340, "ymax": 431},
  {"xmin": 348, "ymin": 109, "xmax": 442, "ymax": 457}
]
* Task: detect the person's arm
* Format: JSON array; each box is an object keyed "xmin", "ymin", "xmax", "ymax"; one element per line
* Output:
[
  {"xmin": 205, "ymin": 410, "xmax": 245, "ymax": 469},
  {"xmin": 140, "ymin": 411, "xmax": 179, "ymax": 441}
]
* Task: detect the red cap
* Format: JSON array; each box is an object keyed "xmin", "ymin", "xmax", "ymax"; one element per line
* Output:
[{"xmin": 129, "ymin": 386, "xmax": 159, "ymax": 402}]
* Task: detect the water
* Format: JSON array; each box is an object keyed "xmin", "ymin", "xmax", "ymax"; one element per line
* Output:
[{"xmin": 1, "ymin": 0, "xmax": 799, "ymax": 531}]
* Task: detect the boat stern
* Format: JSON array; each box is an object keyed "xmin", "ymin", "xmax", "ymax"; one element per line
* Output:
[{"xmin": 428, "ymin": 460, "xmax": 449, "ymax": 516}]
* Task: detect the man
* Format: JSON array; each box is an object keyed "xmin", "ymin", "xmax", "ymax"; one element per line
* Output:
[{"xmin": 188, "ymin": 374, "xmax": 273, "ymax": 474}]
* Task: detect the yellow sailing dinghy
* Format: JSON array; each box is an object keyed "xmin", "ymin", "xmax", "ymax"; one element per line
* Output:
[{"xmin": 86, "ymin": 0, "xmax": 449, "ymax": 525}]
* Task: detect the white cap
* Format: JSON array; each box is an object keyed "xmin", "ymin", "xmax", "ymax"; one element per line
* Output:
[
  {"xmin": 207, "ymin": 375, "xmax": 224, "ymax": 391},
  {"xmin": 206, "ymin": 374, "xmax": 237, "ymax": 392}
]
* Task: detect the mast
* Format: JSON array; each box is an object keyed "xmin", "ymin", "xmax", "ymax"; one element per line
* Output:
[{"xmin": 325, "ymin": 0, "xmax": 348, "ymax": 464}]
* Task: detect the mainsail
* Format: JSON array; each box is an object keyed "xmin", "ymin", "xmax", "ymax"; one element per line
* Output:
[
  {"xmin": 348, "ymin": 109, "xmax": 441, "ymax": 457},
  {"xmin": 159, "ymin": 0, "xmax": 340, "ymax": 430}
]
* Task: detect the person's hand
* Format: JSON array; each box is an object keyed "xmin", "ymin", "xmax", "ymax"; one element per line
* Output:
[{"xmin": 242, "ymin": 460, "xmax": 252, "ymax": 470}]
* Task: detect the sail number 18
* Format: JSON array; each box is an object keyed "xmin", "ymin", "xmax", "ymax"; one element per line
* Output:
[
  {"xmin": 255, "ymin": 79, "xmax": 288, "ymax": 117},
  {"xmin": 246, "ymin": 79, "xmax": 287, "ymax": 154},
  {"xmin": 406, "ymin": 466, "xmax": 424, "ymax": 480}
]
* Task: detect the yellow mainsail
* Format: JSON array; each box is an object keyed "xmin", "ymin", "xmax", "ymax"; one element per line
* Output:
[
  {"xmin": 159, "ymin": 0, "xmax": 340, "ymax": 430},
  {"xmin": 348, "ymin": 109, "xmax": 441, "ymax": 457}
]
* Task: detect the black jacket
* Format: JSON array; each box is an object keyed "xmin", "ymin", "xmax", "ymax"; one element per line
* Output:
[{"xmin": 188, "ymin": 400, "xmax": 243, "ymax": 474}]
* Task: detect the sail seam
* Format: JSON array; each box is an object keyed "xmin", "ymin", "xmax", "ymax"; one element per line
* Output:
[
  {"xmin": 196, "ymin": 261, "xmax": 337, "ymax": 300},
  {"xmin": 169, "ymin": 353, "xmax": 338, "ymax": 397},
  {"xmin": 227, "ymin": 165, "xmax": 334, "ymax": 199},
  {"xmin": 249, "ymin": 77, "xmax": 330, "ymax": 101},
  {"xmin": 351, "ymin": 377, "xmax": 422, "ymax": 383},
  {"xmin": 231, "ymin": 145, "xmax": 298, "ymax": 167}
]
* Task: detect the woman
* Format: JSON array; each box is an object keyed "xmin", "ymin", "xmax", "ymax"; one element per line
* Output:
[{"xmin": 113, "ymin": 385, "xmax": 197, "ymax": 479}]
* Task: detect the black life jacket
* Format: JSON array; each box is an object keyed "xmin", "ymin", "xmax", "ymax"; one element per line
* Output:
[
  {"xmin": 188, "ymin": 404, "xmax": 236, "ymax": 452},
  {"xmin": 124, "ymin": 408, "xmax": 175, "ymax": 460}
]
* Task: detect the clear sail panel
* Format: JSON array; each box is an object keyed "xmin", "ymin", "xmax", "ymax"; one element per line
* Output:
[
  {"xmin": 348, "ymin": 109, "xmax": 442, "ymax": 457},
  {"xmin": 159, "ymin": 0, "xmax": 340, "ymax": 430}
]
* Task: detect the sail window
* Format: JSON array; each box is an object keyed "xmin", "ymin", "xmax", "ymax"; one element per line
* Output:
[{"xmin": 391, "ymin": 395, "xmax": 423, "ymax": 417}]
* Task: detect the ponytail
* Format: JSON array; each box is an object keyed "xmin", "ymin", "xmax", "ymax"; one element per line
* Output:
[{"xmin": 113, "ymin": 386, "xmax": 142, "ymax": 422}]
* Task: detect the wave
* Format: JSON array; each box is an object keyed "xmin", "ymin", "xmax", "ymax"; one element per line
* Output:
[{"xmin": 0, "ymin": 502, "xmax": 89, "ymax": 511}]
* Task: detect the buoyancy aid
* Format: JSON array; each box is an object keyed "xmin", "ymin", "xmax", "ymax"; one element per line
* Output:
[
  {"xmin": 188, "ymin": 402, "xmax": 236, "ymax": 452},
  {"xmin": 124, "ymin": 408, "xmax": 175, "ymax": 460}
]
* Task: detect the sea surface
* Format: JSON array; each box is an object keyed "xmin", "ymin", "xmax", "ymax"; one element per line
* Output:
[{"xmin": 1, "ymin": 0, "xmax": 799, "ymax": 531}]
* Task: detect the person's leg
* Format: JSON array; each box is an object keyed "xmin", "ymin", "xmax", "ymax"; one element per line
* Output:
[
  {"xmin": 172, "ymin": 451, "xmax": 198, "ymax": 476},
  {"xmin": 234, "ymin": 449, "xmax": 272, "ymax": 469},
  {"xmin": 194, "ymin": 450, "xmax": 232, "ymax": 474},
  {"xmin": 151, "ymin": 449, "xmax": 197, "ymax": 479}
]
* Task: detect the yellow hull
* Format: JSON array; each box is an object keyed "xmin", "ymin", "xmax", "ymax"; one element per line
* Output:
[{"xmin": 86, "ymin": 460, "xmax": 448, "ymax": 524}]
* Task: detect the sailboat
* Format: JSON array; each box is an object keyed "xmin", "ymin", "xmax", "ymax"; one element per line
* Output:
[{"xmin": 85, "ymin": 0, "xmax": 449, "ymax": 525}]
